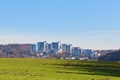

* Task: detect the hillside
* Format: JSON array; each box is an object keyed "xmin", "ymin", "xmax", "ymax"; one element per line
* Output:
[
  {"xmin": 98, "ymin": 50, "xmax": 120, "ymax": 61},
  {"xmin": 0, "ymin": 44, "xmax": 31, "ymax": 58},
  {"xmin": 0, "ymin": 59, "xmax": 119, "ymax": 80}
]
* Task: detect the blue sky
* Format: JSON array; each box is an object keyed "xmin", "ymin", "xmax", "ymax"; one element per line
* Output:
[{"xmin": 0, "ymin": 0, "xmax": 120, "ymax": 49}]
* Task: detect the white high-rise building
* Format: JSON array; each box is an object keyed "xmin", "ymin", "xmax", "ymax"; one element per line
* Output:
[
  {"xmin": 62, "ymin": 44, "xmax": 67, "ymax": 53},
  {"xmin": 62, "ymin": 44, "xmax": 72, "ymax": 54},
  {"xmin": 46, "ymin": 43, "xmax": 52, "ymax": 53}
]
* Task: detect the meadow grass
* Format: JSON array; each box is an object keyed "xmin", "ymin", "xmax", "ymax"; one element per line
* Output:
[{"xmin": 0, "ymin": 58, "xmax": 119, "ymax": 80}]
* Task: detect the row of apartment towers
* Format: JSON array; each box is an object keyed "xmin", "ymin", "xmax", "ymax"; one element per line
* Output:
[{"xmin": 31, "ymin": 41, "xmax": 76, "ymax": 54}]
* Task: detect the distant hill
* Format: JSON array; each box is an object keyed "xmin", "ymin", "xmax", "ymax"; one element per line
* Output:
[
  {"xmin": 98, "ymin": 50, "xmax": 120, "ymax": 61},
  {"xmin": 0, "ymin": 44, "xmax": 31, "ymax": 58}
]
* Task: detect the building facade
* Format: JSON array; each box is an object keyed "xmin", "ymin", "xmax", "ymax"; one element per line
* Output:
[
  {"xmin": 31, "ymin": 44, "xmax": 36, "ymax": 52},
  {"xmin": 51, "ymin": 41, "xmax": 61, "ymax": 53},
  {"xmin": 72, "ymin": 47, "xmax": 82, "ymax": 57},
  {"xmin": 37, "ymin": 41, "xmax": 47, "ymax": 52}
]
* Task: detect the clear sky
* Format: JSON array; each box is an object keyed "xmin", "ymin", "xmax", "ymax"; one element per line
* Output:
[{"xmin": 0, "ymin": 0, "xmax": 120, "ymax": 50}]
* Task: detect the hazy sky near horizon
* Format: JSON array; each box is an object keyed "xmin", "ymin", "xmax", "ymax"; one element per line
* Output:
[{"xmin": 0, "ymin": 0, "xmax": 120, "ymax": 49}]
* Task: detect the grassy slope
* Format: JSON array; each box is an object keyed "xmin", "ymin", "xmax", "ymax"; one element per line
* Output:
[{"xmin": 0, "ymin": 58, "xmax": 119, "ymax": 80}]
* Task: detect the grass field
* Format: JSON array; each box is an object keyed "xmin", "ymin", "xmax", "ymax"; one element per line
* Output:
[{"xmin": 0, "ymin": 58, "xmax": 119, "ymax": 80}]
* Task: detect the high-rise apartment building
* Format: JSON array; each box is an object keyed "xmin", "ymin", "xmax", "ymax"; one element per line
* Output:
[
  {"xmin": 72, "ymin": 47, "xmax": 82, "ymax": 57},
  {"xmin": 62, "ymin": 44, "xmax": 72, "ymax": 55},
  {"xmin": 37, "ymin": 41, "xmax": 47, "ymax": 52},
  {"xmin": 67, "ymin": 44, "xmax": 72, "ymax": 55},
  {"xmin": 62, "ymin": 44, "xmax": 67, "ymax": 53},
  {"xmin": 46, "ymin": 43, "xmax": 52, "ymax": 53},
  {"xmin": 51, "ymin": 41, "xmax": 61, "ymax": 53},
  {"xmin": 31, "ymin": 44, "xmax": 36, "ymax": 52}
]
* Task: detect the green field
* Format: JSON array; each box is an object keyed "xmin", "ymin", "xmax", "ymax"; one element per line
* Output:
[{"xmin": 0, "ymin": 59, "xmax": 119, "ymax": 80}]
